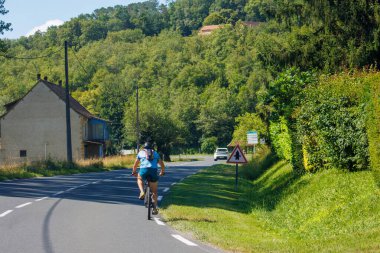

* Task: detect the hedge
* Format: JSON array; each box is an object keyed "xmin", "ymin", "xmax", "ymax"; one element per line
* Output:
[
  {"xmin": 268, "ymin": 70, "xmax": 379, "ymax": 182},
  {"xmin": 363, "ymin": 73, "xmax": 380, "ymax": 186}
]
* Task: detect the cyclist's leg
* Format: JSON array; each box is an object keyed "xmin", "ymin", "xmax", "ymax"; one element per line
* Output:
[
  {"xmin": 150, "ymin": 181, "xmax": 158, "ymax": 206},
  {"xmin": 137, "ymin": 174, "xmax": 144, "ymax": 193},
  {"xmin": 138, "ymin": 168, "xmax": 148, "ymax": 199}
]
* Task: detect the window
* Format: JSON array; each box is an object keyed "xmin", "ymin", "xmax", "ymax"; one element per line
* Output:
[{"xmin": 20, "ymin": 150, "xmax": 27, "ymax": 157}]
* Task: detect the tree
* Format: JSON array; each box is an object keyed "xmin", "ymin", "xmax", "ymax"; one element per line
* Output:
[
  {"xmin": 203, "ymin": 12, "xmax": 226, "ymax": 25},
  {"xmin": 169, "ymin": 0, "xmax": 214, "ymax": 35},
  {"xmin": 0, "ymin": 0, "xmax": 11, "ymax": 52},
  {"xmin": 196, "ymin": 82, "xmax": 240, "ymax": 146},
  {"xmin": 123, "ymin": 87, "xmax": 181, "ymax": 161},
  {"xmin": 0, "ymin": 0, "xmax": 10, "ymax": 34},
  {"xmin": 232, "ymin": 112, "xmax": 267, "ymax": 148}
]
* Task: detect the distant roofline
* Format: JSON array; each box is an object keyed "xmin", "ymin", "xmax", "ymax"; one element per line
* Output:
[
  {"xmin": 199, "ymin": 21, "xmax": 263, "ymax": 35},
  {"xmin": 1, "ymin": 79, "xmax": 108, "ymax": 122}
]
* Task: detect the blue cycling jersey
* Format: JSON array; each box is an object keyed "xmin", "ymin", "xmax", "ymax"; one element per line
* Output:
[{"xmin": 137, "ymin": 149, "xmax": 160, "ymax": 168}]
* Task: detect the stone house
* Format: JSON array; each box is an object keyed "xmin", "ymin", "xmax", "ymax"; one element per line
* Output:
[{"xmin": 0, "ymin": 78, "xmax": 109, "ymax": 165}]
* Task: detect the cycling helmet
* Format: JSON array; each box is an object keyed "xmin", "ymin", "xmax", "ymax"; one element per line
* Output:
[{"xmin": 143, "ymin": 142, "xmax": 152, "ymax": 149}]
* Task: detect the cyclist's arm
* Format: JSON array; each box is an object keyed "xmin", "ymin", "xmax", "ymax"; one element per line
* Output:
[
  {"xmin": 132, "ymin": 158, "xmax": 140, "ymax": 175},
  {"xmin": 158, "ymin": 159, "xmax": 165, "ymax": 176}
]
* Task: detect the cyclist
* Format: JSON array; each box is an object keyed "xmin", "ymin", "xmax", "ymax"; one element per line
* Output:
[{"xmin": 132, "ymin": 141, "xmax": 165, "ymax": 215}]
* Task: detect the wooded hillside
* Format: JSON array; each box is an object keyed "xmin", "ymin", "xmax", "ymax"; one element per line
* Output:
[{"xmin": 0, "ymin": 0, "xmax": 379, "ymax": 176}]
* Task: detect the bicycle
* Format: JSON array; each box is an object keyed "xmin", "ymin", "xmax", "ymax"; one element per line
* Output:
[
  {"xmin": 144, "ymin": 175, "xmax": 155, "ymax": 220},
  {"xmin": 132, "ymin": 165, "xmax": 165, "ymax": 220},
  {"xmin": 131, "ymin": 172, "xmax": 157, "ymax": 220}
]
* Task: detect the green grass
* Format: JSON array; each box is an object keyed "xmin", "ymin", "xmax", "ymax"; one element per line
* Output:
[{"xmin": 161, "ymin": 162, "xmax": 380, "ymax": 252}]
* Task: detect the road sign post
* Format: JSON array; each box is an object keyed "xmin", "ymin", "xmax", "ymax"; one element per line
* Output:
[
  {"xmin": 235, "ymin": 164, "xmax": 238, "ymax": 191},
  {"xmin": 227, "ymin": 144, "xmax": 248, "ymax": 191}
]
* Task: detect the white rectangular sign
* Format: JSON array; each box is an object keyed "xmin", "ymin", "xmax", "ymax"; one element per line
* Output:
[{"xmin": 247, "ymin": 131, "xmax": 258, "ymax": 145}]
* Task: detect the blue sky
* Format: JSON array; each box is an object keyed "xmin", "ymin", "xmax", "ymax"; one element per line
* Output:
[{"xmin": 1, "ymin": 0, "xmax": 167, "ymax": 39}]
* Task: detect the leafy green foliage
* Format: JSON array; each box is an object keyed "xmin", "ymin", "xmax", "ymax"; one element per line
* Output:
[
  {"xmin": 363, "ymin": 73, "xmax": 380, "ymax": 185},
  {"xmin": 0, "ymin": 0, "xmax": 11, "ymax": 35},
  {"xmin": 196, "ymin": 82, "xmax": 240, "ymax": 146},
  {"xmin": 268, "ymin": 67, "xmax": 317, "ymax": 119},
  {"xmin": 267, "ymin": 68, "xmax": 317, "ymax": 171},
  {"xmin": 169, "ymin": 0, "xmax": 213, "ymax": 35},
  {"xmin": 232, "ymin": 112, "xmax": 267, "ymax": 148},
  {"xmin": 298, "ymin": 74, "xmax": 370, "ymax": 172},
  {"xmin": 269, "ymin": 117, "xmax": 292, "ymax": 161},
  {"xmin": 200, "ymin": 136, "xmax": 218, "ymax": 153},
  {"xmin": 1, "ymin": 0, "xmax": 380, "ymax": 168},
  {"xmin": 0, "ymin": 0, "xmax": 11, "ymax": 52},
  {"xmin": 123, "ymin": 86, "xmax": 182, "ymax": 161}
]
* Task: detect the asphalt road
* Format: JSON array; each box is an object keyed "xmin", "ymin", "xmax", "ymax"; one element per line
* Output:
[{"xmin": 0, "ymin": 156, "xmax": 225, "ymax": 253}]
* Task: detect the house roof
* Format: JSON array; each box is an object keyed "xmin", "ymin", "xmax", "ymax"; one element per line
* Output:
[
  {"xmin": 1, "ymin": 79, "xmax": 106, "ymax": 121},
  {"xmin": 199, "ymin": 25, "xmax": 225, "ymax": 35},
  {"xmin": 198, "ymin": 21, "xmax": 263, "ymax": 35}
]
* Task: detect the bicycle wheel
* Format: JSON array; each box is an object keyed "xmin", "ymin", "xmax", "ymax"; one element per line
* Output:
[
  {"xmin": 146, "ymin": 186, "xmax": 152, "ymax": 220},
  {"xmin": 144, "ymin": 186, "xmax": 148, "ymax": 207}
]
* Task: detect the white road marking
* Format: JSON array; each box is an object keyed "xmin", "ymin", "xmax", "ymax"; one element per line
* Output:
[
  {"xmin": 79, "ymin": 183, "xmax": 90, "ymax": 187},
  {"xmin": 53, "ymin": 191, "xmax": 64, "ymax": 196},
  {"xmin": 171, "ymin": 234, "xmax": 198, "ymax": 246},
  {"xmin": 0, "ymin": 210, "xmax": 13, "ymax": 217},
  {"xmin": 66, "ymin": 187, "xmax": 76, "ymax": 192},
  {"xmin": 163, "ymin": 187, "xmax": 169, "ymax": 193},
  {"xmin": 171, "ymin": 182, "xmax": 177, "ymax": 186},
  {"xmin": 158, "ymin": 196, "xmax": 163, "ymax": 201},
  {"xmin": 154, "ymin": 218, "xmax": 165, "ymax": 226},
  {"xmin": 35, "ymin": 197, "xmax": 49, "ymax": 202},
  {"xmin": 15, "ymin": 202, "xmax": 32, "ymax": 209}
]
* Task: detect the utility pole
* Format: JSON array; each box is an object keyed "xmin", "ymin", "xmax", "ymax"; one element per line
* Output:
[
  {"xmin": 65, "ymin": 41, "xmax": 73, "ymax": 162},
  {"xmin": 136, "ymin": 84, "xmax": 140, "ymax": 152}
]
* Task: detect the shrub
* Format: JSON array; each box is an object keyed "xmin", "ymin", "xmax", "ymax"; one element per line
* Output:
[
  {"xmin": 298, "ymin": 74, "xmax": 370, "ymax": 171},
  {"xmin": 269, "ymin": 116, "xmax": 292, "ymax": 161},
  {"xmin": 267, "ymin": 68, "xmax": 317, "ymax": 172},
  {"xmin": 201, "ymin": 137, "xmax": 218, "ymax": 153}
]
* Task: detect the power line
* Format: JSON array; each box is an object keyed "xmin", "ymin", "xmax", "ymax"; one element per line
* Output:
[
  {"xmin": 70, "ymin": 48, "xmax": 89, "ymax": 75},
  {"xmin": 0, "ymin": 47, "xmax": 62, "ymax": 60}
]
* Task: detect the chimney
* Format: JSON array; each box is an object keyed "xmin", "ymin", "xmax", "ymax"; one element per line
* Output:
[
  {"xmin": 37, "ymin": 73, "xmax": 41, "ymax": 80},
  {"xmin": 58, "ymin": 80, "xmax": 62, "ymax": 87},
  {"xmin": 44, "ymin": 76, "xmax": 48, "ymax": 81}
]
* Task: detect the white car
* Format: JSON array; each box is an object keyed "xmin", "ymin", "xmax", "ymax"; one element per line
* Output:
[{"xmin": 214, "ymin": 148, "xmax": 229, "ymax": 161}]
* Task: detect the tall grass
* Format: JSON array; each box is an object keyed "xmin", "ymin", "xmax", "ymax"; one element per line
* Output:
[
  {"xmin": 0, "ymin": 155, "xmax": 135, "ymax": 181},
  {"xmin": 240, "ymin": 145, "xmax": 279, "ymax": 180}
]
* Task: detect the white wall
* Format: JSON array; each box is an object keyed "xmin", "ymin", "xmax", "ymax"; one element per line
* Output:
[{"xmin": 0, "ymin": 82, "xmax": 84, "ymax": 165}]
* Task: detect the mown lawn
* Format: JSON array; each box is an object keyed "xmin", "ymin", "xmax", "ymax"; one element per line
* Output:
[{"xmin": 160, "ymin": 162, "xmax": 380, "ymax": 252}]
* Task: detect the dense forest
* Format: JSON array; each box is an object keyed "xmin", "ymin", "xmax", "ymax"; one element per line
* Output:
[{"xmin": 0, "ymin": 0, "xmax": 379, "ymax": 178}]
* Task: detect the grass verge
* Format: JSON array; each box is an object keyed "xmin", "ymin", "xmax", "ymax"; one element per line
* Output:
[
  {"xmin": 0, "ymin": 155, "xmax": 135, "ymax": 181},
  {"xmin": 161, "ymin": 161, "xmax": 380, "ymax": 252}
]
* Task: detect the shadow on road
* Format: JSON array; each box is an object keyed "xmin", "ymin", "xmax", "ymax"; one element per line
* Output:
[{"xmin": 0, "ymin": 165, "xmax": 208, "ymax": 207}]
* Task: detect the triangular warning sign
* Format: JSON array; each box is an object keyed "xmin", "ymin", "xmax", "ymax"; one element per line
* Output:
[{"xmin": 227, "ymin": 144, "xmax": 248, "ymax": 164}]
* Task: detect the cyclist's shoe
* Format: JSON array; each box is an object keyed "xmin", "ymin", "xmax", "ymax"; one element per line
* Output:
[
  {"xmin": 152, "ymin": 208, "xmax": 159, "ymax": 215},
  {"xmin": 139, "ymin": 191, "xmax": 145, "ymax": 200}
]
